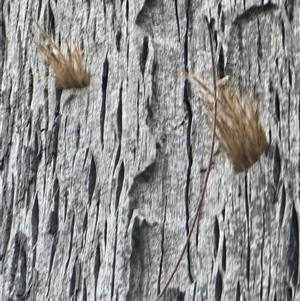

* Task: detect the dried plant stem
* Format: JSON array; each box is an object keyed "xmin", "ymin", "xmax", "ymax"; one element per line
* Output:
[{"xmin": 154, "ymin": 16, "xmax": 217, "ymax": 301}]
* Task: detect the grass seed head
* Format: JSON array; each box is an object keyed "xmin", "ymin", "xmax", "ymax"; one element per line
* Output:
[
  {"xmin": 35, "ymin": 23, "xmax": 90, "ymax": 89},
  {"xmin": 186, "ymin": 72, "xmax": 269, "ymax": 172}
]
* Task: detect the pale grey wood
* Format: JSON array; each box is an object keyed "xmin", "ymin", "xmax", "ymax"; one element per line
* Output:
[{"xmin": 0, "ymin": 0, "xmax": 299, "ymax": 301}]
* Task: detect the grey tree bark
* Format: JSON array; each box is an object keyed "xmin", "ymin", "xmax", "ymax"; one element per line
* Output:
[{"xmin": 0, "ymin": 0, "xmax": 298, "ymax": 301}]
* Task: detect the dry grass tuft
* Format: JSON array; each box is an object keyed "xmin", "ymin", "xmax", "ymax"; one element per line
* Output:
[
  {"xmin": 186, "ymin": 72, "xmax": 269, "ymax": 172},
  {"xmin": 35, "ymin": 23, "xmax": 90, "ymax": 89}
]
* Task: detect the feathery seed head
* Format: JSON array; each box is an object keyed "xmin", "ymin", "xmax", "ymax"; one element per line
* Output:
[
  {"xmin": 35, "ymin": 23, "xmax": 90, "ymax": 89},
  {"xmin": 186, "ymin": 72, "xmax": 268, "ymax": 172}
]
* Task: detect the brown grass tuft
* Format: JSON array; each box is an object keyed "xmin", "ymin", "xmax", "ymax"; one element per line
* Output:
[
  {"xmin": 186, "ymin": 72, "xmax": 269, "ymax": 172},
  {"xmin": 35, "ymin": 23, "xmax": 90, "ymax": 89}
]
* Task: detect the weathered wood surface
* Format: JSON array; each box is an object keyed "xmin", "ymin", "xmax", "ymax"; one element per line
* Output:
[{"xmin": 0, "ymin": 1, "xmax": 299, "ymax": 300}]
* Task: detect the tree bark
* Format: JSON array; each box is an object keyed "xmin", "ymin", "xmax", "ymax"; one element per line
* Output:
[{"xmin": 0, "ymin": 1, "xmax": 299, "ymax": 301}]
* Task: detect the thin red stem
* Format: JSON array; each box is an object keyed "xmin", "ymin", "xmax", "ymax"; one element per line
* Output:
[{"xmin": 154, "ymin": 16, "xmax": 218, "ymax": 301}]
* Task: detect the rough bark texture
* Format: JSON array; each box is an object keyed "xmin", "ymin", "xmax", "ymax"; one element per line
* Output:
[{"xmin": 0, "ymin": 0, "xmax": 299, "ymax": 301}]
